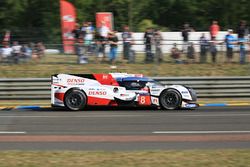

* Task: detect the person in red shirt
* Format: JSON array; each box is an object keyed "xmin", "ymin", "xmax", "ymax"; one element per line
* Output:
[{"xmin": 209, "ymin": 20, "xmax": 220, "ymax": 39}]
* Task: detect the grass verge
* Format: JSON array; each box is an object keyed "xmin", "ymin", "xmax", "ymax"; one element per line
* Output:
[
  {"xmin": 0, "ymin": 54, "xmax": 249, "ymax": 77},
  {"xmin": 0, "ymin": 149, "xmax": 249, "ymax": 167}
]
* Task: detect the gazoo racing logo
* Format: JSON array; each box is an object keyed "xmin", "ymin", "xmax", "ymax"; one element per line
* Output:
[
  {"xmin": 67, "ymin": 78, "xmax": 85, "ymax": 85},
  {"xmin": 88, "ymin": 91, "xmax": 107, "ymax": 96}
]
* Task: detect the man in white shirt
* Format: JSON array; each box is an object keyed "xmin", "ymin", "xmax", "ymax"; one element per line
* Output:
[
  {"xmin": 99, "ymin": 21, "xmax": 110, "ymax": 38},
  {"xmin": 12, "ymin": 41, "xmax": 22, "ymax": 64},
  {"xmin": 98, "ymin": 21, "xmax": 110, "ymax": 60},
  {"xmin": 0, "ymin": 45, "xmax": 13, "ymax": 62}
]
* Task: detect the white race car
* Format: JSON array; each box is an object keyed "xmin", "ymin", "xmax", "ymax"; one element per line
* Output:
[{"xmin": 51, "ymin": 73, "xmax": 198, "ymax": 111}]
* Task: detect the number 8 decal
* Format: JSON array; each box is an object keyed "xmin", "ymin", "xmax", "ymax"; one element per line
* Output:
[
  {"xmin": 139, "ymin": 95, "xmax": 151, "ymax": 105},
  {"xmin": 140, "ymin": 96, "xmax": 145, "ymax": 104}
]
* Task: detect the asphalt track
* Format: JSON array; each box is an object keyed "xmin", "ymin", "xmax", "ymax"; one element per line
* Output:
[{"xmin": 0, "ymin": 106, "xmax": 250, "ymax": 150}]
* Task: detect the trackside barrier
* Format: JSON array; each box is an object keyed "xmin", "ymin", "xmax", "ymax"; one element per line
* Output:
[{"xmin": 0, "ymin": 77, "xmax": 250, "ymax": 100}]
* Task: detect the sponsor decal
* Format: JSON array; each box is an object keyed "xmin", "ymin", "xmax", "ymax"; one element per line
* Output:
[
  {"xmin": 153, "ymin": 98, "xmax": 158, "ymax": 103},
  {"xmin": 102, "ymin": 75, "xmax": 108, "ymax": 79},
  {"xmin": 88, "ymin": 91, "xmax": 107, "ymax": 96},
  {"xmin": 120, "ymin": 94, "xmax": 129, "ymax": 97},
  {"xmin": 138, "ymin": 95, "xmax": 151, "ymax": 105},
  {"xmin": 63, "ymin": 32, "xmax": 74, "ymax": 39},
  {"xmin": 181, "ymin": 91, "xmax": 189, "ymax": 94},
  {"xmin": 62, "ymin": 15, "xmax": 75, "ymax": 22},
  {"xmin": 53, "ymin": 78, "xmax": 61, "ymax": 84},
  {"xmin": 67, "ymin": 78, "xmax": 85, "ymax": 85}
]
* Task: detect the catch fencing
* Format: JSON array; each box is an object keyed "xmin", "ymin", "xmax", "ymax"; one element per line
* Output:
[{"xmin": 0, "ymin": 77, "xmax": 250, "ymax": 100}]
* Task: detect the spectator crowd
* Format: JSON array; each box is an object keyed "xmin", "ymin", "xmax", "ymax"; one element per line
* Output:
[
  {"xmin": 0, "ymin": 40, "xmax": 45, "ymax": 64},
  {"xmin": 71, "ymin": 20, "xmax": 250, "ymax": 65},
  {"xmin": 2, "ymin": 20, "xmax": 250, "ymax": 65}
]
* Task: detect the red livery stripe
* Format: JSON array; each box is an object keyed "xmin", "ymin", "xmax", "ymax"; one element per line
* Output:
[
  {"xmin": 55, "ymin": 93, "xmax": 65, "ymax": 101},
  {"xmin": 93, "ymin": 74, "xmax": 119, "ymax": 86},
  {"xmin": 87, "ymin": 96, "xmax": 111, "ymax": 106}
]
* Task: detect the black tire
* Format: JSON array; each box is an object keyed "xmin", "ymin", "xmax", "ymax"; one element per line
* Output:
[
  {"xmin": 64, "ymin": 89, "xmax": 87, "ymax": 111},
  {"xmin": 160, "ymin": 89, "xmax": 182, "ymax": 110}
]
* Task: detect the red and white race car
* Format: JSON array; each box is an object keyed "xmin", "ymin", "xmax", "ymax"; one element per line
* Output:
[{"xmin": 51, "ymin": 73, "xmax": 198, "ymax": 111}]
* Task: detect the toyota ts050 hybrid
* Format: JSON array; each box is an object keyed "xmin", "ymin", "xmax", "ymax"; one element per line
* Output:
[{"xmin": 51, "ymin": 73, "xmax": 198, "ymax": 111}]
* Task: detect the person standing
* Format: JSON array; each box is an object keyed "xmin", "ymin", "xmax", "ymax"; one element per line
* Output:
[
  {"xmin": 187, "ymin": 42, "xmax": 195, "ymax": 63},
  {"xmin": 11, "ymin": 41, "xmax": 22, "ymax": 64},
  {"xmin": 144, "ymin": 27, "xmax": 154, "ymax": 63},
  {"xmin": 199, "ymin": 33, "xmax": 208, "ymax": 63},
  {"xmin": 237, "ymin": 20, "xmax": 248, "ymax": 64},
  {"xmin": 80, "ymin": 22, "xmax": 88, "ymax": 40},
  {"xmin": 237, "ymin": 20, "xmax": 249, "ymax": 39},
  {"xmin": 107, "ymin": 31, "xmax": 118, "ymax": 65},
  {"xmin": 210, "ymin": 37, "xmax": 218, "ymax": 63},
  {"xmin": 72, "ymin": 23, "xmax": 81, "ymax": 42},
  {"xmin": 84, "ymin": 22, "xmax": 95, "ymax": 54},
  {"xmin": 224, "ymin": 29, "xmax": 236, "ymax": 63},
  {"xmin": 238, "ymin": 38, "xmax": 247, "ymax": 64},
  {"xmin": 0, "ymin": 45, "xmax": 12, "ymax": 62},
  {"xmin": 181, "ymin": 23, "xmax": 193, "ymax": 53},
  {"xmin": 154, "ymin": 29, "xmax": 163, "ymax": 63},
  {"xmin": 94, "ymin": 31, "xmax": 104, "ymax": 63},
  {"xmin": 209, "ymin": 20, "xmax": 220, "ymax": 39},
  {"xmin": 72, "ymin": 23, "xmax": 83, "ymax": 57},
  {"xmin": 122, "ymin": 25, "xmax": 133, "ymax": 61},
  {"xmin": 99, "ymin": 21, "xmax": 110, "ymax": 61}
]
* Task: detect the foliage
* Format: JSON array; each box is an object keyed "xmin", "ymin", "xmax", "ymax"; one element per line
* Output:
[
  {"xmin": 1, "ymin": 0, "xmax": 250, "ymax": 43},
  {"xmin": 137, "ymin": 19, "xmax": 169, "ymax": 32}
]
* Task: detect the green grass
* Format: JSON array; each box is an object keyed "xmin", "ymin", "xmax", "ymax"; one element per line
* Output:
[
  {"xmin": 0, "ymin": 150, "xmax": 249, "ymax": 167},
  {"xmin": 0, "ymin": 53, "xmax": 249, "ymax": 78}
]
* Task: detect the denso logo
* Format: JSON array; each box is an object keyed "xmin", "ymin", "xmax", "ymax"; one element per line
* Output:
[
  {"xmin": 67, "ymin": 78, "xmax": 85, "ymax": 83},
  {"xmin": 88, "ymin": 91, "xmax": 107, "ymax": 96}
]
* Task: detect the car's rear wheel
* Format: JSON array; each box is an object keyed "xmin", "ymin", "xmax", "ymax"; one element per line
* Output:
[
  {"xmin": 160, "ymin": 89, "xmax": 182, "ymax": 110},
  {"xmin": 64, "ymin": 89, "xmax": 86, "ymax": 111}
]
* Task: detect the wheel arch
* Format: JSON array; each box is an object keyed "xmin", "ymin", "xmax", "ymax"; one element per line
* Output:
[{"xmin": 159, "ymin": 88, "xmax": 182, "ymax": 99}]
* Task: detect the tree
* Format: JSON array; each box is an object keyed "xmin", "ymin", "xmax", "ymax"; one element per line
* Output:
[{"xmin": 1, "ymin": 0, "xmax": 250, "ymax": 44}]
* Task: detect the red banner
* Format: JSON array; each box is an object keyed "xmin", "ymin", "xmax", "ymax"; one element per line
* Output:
[
  {"xmin": 96, "ymin": 12, "xmax": 113, "ymax": 30},
  {"xmin": 60, "ymin": 0, "xmax": 76, "ymax": 53}
]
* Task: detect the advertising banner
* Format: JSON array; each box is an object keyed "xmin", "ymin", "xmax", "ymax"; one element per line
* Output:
[
  {"xmin": 96, "ymin": 12, "xmax": 114, "ymax": 30},
  {"xmin": 60, "ymin": 0, "xmax": 76, "ymax": 53}
]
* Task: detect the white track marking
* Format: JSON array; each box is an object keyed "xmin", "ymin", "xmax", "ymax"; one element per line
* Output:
[
  {"xmin": 153, "ymin": 131, "xmax": 250, "ymax": 134},
  {"xmin": 0, "ymin": 115, "xmax": 144, "ymax": 118},
  {"xmin": 0, "ymin": 131, "xmax": 26, "ymax": 134},
  {"xmin": 180, "ymin": 114, "xmax": 250, "ymax": 117}
]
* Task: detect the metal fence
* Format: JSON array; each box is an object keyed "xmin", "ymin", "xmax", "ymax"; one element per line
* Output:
[{"xmin": 0, "ymin": 77, "xmax": 250, "ymax": 100}]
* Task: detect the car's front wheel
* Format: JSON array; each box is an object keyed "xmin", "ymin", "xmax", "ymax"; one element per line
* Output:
[
  {"xmin": 160, "ymin": 89, "xmax": 182, "ymax": 110},
  {"xmin": 64, "ymin": 89, "xmax": 87, "ymax": 111}
]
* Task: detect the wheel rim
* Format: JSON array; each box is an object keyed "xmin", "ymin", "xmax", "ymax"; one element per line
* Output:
[
  {"xmin": 162, "ymin": 92, "xmax": 179, "ymax": 108},
  {"xmin": 67, "ymin": 93, "xmax": 83, "ymax": 108}
]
